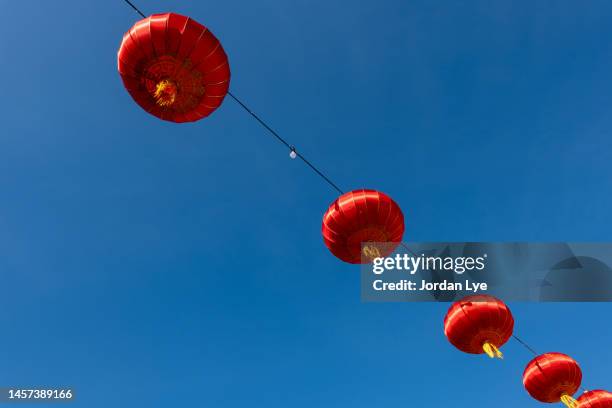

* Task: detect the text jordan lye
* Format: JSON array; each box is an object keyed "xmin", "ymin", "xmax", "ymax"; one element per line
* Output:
[{"xmin": 373, "ymin": 279, "xmax": 488, "ymax": 293}]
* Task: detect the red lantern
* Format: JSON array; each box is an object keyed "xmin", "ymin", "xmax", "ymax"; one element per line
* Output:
[
  {"xmin": 443, "ymin": 295, "xmax": 514, "ymax": 359},
  {"xmin": 118, "ymin": 13, "xmax": 230, "ymax": 123},
  {"xmin": 322, "ymin": 189, "xmax": 404, "ymax": 264},
  {"xmin": 523, "ymin": 353, "xmax": 582, "ymax": 408},
  {"xmin": 577, "ymin": 391, "xmax": 612, "ymax": 408}
]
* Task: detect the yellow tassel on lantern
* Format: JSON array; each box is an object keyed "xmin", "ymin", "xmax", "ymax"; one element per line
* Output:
[
  {"xmin": 560, "ymin": 394, "xmax": 578, "ymax": 408},
  {"xmin": 154, "ymin": 79, "xmax": 177, "ymax": 106},
  {"xmin": 362, "ymin": 245, "xmax": 382, "ymax": 259},
  {"xmin": 483, "ymin": 342, "xmax": 503, "ymax": 359}
]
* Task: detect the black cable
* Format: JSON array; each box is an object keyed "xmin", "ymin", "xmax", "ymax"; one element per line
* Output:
[
  {"xmin": 226, "ymin": 92, "xmax": 292, "ymax": 149},
  {"xmin": 227, "ymin": 91, "xmax": 344, "ymax": 194},
  {"xmin": 399, "ymin": 242, "xmax": 418, "ymax": 257},
  {"xmin": 512, "ymin": 334, "xmax": 538, "ymax": 356},
  {"xmin": 123, "ymin": 0, "xmax": 146, "ymax": 18}
]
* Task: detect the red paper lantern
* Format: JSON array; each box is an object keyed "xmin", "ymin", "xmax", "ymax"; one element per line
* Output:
[
  {"xmin": 523, "ymin": 352, "xmax": 582, "ymax": 407},
  {"xmin": 443, "ymin": 295, "xmax": 514, "ymax": 359},
  {"xmin": 322, "ymin": 189, "xmax": 404, "ymax": 264},
  {"xmin": 118, "ymin": 13, "xmax": 230, "ymax": 122},
  {"xmin": 577, "ymin": 390, "xmax": 612, "ymax": 408}
]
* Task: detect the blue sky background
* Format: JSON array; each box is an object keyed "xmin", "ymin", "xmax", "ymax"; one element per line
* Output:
[{"xmin": 1, "ymin": 0, "xmax": 611, "ymax": 406}]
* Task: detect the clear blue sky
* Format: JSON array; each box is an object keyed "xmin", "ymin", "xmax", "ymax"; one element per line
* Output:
[{"xmin": 1, "ymin": 0, "xmax": 611, "ymax": 406}]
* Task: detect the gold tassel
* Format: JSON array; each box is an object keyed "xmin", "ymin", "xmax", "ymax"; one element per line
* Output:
[
  {"xmin": 154, "ymin": 80, "xmax": 177, "ymax": 106},
  {"xmin": 362, "ymin": 245, "xmax": 382, "ymax": 259},
  {"xmin": 560, "ymin": 394, "xmax": 578, "ymax": 408},
  {"xmin": 483, "ymin": 342, "xmax": 503, "ymax": 359}
]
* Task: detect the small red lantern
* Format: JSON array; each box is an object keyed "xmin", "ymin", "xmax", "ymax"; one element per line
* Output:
[
  {"xmin": 577, "ymin": 390, "xmax": 612, "ymax": 408},
  {"xmin": 322, "ymin": 189, "xmax": 404, "ymax": 264},
  {"xmin": 523, "ymin": 352, "xmax": 582, "ymax": 408},
  {"xmin": 118, "ymin": 13, "xmax": 230, "ymax": 122},
  {"xmin": 443, "ymin": 295, "xmax": 514, "ymax": 359}
]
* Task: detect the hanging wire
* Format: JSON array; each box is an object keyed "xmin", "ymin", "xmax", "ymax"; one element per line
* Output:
[
  {"xmin": 399, "ymin": 242, "xmax": 418, "ymax": 257},
  {"xmin": 512, "ymin": 334, "xmax": 538, "ymax": 356},
  {"xmin": 123, "ymin": 0, "xmax": 145, "ymax": 18},
  {"xmin": 226, "ymin": 92, "xmax": 344, "ymax": 194}
]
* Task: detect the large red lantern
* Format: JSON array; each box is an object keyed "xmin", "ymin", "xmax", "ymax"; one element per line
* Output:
[
  {"xmin": 523, "ymin": 352, "xmax": 582, "ymax": 408},
  {"xmin": 322, "ymin": 189, "xmax": 404, "ymax": 264},
  {"xmin": 577, "ymin": 390, "xmax": 612, "ymax": 408},
  {"xmin": 443, "ymin": 295, "xmax": 514, "ymax": 359},
  {"xmin": 118, "ymin": 13, "xmax": 230, "ymax": 123}
]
